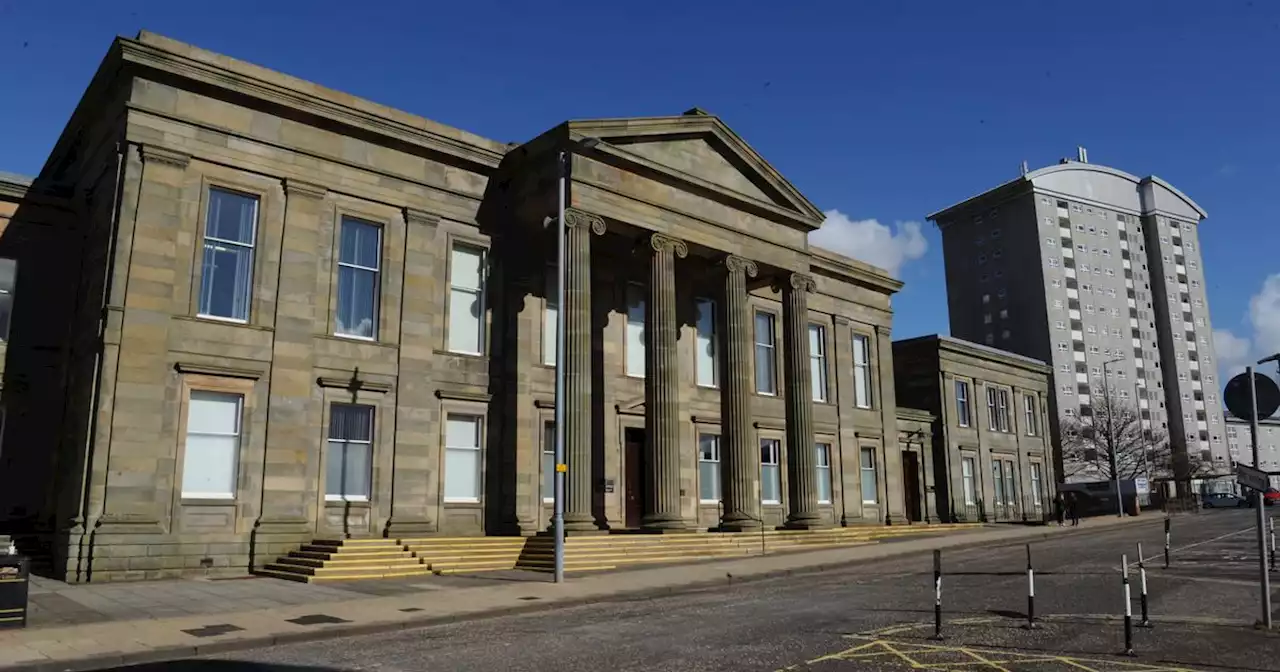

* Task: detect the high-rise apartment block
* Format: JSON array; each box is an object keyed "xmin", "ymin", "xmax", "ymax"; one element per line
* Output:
[{"xmin": 927, "ymin": 151, "xmax": 1227, "ymax": 481}]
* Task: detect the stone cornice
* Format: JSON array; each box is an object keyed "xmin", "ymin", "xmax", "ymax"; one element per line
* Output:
[
  {"xmin": 119, "ymin": 35, "xmax": 506, "ymax": 172},
  {"xmin": 435, "ymin": 389, "xmax": 491, "ymax": 403},
  {"xmin": 896, "ymin": 407, "xmax": 937, "ymax": 423},
  {"xmin": 809, "ymin": 249, "xmax": 903, "ymax": 296},
  {"xmin": 318, "ymin": 376, "xmax": 393, "ymax": 393},
  {"xmin": 139, "ymin": 144, "xmax": 191, "ymax": 169},
  {"xmin": 284, "ymin": 179, "xmax": 327, "ymax": 200},
  {"xmin": 404, "ymin": 207, "xmax": 441, "ymax": 227},
  {"xmin": 174, "ymin": 361, "xmax": 264, "ymax": 380}
]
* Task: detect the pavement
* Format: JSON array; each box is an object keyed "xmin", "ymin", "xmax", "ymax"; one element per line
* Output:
[{"xmin": 0, "ymin": 516, "xmax": 1163, "ymax": 671}]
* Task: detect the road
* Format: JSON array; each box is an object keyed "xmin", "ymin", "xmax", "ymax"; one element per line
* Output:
[{"xmin": 122, "ymin": 510, "xmax": 1280, "ymax": 672}]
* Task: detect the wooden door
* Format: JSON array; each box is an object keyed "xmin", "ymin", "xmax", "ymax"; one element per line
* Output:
[{"xmin": 624, "ymin": 428, "xmax": 645, "ymax": 528}]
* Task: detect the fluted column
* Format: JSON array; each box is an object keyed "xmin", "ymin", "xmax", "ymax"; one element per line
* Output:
[
  {"xmin": 782, "ymin": 272, "xmax": 824, "ymax": 529},
  {"xmin": 563, "ymin": 208, "xmax": 606, "ymax": 531},
  {"xmin": 642, "ymin": 233, "xmax": 687, "ymax": 530},
  {"xmin": 719, "ymin": 255, "xmax": 762, "ymax": 531}
]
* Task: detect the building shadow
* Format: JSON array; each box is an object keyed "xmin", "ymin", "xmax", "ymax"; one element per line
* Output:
[{"xmin": 101, "ymin": 661, "xmax": 354, "ymax": 672}]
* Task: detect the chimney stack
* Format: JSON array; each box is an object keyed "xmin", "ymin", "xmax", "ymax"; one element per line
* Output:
[
  {"xmin": 1020, "ymin": 160, "xmax": 1029, "ymax": 176},
  {"xmin": 1077, "ymin": 146, "xmax": 1089, "ymax": 163}
]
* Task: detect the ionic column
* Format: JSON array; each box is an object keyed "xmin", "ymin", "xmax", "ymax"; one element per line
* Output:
[
  {"xmin": 642, "ymin": 233, "xmax": 687, "ymax": 530},
  {"xmin": 782, "ymin": 272, "xmax": 824, "ymax": 529},
  {"xmin": 719, "ymin": 255, "xmax": 762, "ymax": 531},
  {"xmin": 562, "ymin": 208, "xmax": 606, "ymax": 531}
]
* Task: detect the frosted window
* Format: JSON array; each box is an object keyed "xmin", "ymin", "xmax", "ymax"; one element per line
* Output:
[
  {"xmin": 760, "ymin": 439, "xmax": 781, "ymax": 504},
  {"xmin": 626, "ymin": 284, "xmax": 645, "ymax": 377},
  {"xmin": 448, "ymin": 245, "xmax": 485, "ymax": 354},
  {"xmin": 326, "ymin": 404, "xmax": 374, "ymax": 500},
  {"xmin": 698, "ymin": 434, "xmax": 720, "ymax": 502},
  {"xmin": 181, "ymin": 391, "xmax": 242, "ymax": 498},
  {"xmin": 695, "ymin": 298, "xmax": 718, "ymax": 387},
  {"xmin": 444, "ymin": 414, "xmax": 482, "ymax": 501}
]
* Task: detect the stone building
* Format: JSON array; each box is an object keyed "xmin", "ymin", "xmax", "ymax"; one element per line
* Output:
[
  {"xmin": 893, "ymin": 335, "xmax": 1055, "ymax": 523},
  {"xmin": 0, "ymin": 32, "xmax": 917, "ymax": 582}
]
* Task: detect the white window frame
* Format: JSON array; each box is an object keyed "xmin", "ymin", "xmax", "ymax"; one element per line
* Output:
[
  {"xmin": 1023, "ymin": 395, "xmax": 1037, "ymax": 436},
  {"xmin": 447, "ymin": 243, "xmax": 486, "ymax": 354},
  {"xmin": 542, "ymin": 422, "xmax": 555, "ymax": 503},
  {"xmin": 860, "ymin": 447, "xmax": 878, "ymax": 504},
  {"xmin": 754, "ymin": 311, "xmax": 777, "ymax": 395},
  {"xmin": 955, "ymin": 380, "xmax": 971, "ymax": 428},
  {"xmin": 961, "ymin": 456, "xmax": 977, "ymax": 506},
  {"xmin": 325, "ymin": 403, "xmax": 375, "ymax": 502},
  {"xmin": 698, "ymin": 433, "xmax": 721, "ymax": 503},
  {"xmin": 809, "ymin": 324, "xmax": 827, "ymax": 402},
  {"xmin": 198, "ymin": 188, "xmax": 258, "ymax": 323},
  {"xmin": 443, "ymin": 413, "xmax": 483, "ymax": 503},
  {"xmin": 760, "ymin": 438, "xmax": 782, "ymax": 504},
  {"xmin": 181, "ymin": 391, "xmax": 243, "ymax": 499},
  {"xmin": 695, "ymin": 298, "xmax": 718, "ymax": 388},
  {"xmin": 626, "ymin": 283, "xmax": 646, "ymax": 378},
  {"xmin": 816, "ymin": 443, "xmax": 832, "ymax": 504},
  {"xmin": 853, "ymin": 332, "xmax": 873, "ymax": 409},
  {"xmin": 335, "ymin": 216, "xmax": 383, "ymax": 340}
]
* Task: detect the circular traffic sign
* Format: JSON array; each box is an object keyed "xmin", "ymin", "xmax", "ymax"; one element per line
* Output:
[{"xmin": 1224, "ymin": 372, "xmax": 1280, "ymax": 420}]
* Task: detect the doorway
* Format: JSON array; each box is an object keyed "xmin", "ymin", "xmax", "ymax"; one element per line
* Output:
[
  {"xmin": 624, "ymin": 427, "xmax": 646, "ymax": 528},
  {"xmin": 902, "ymin": 450, "xmax": 923, "ymax": 523}
]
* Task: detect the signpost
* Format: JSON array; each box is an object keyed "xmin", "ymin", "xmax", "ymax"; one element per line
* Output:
[
  {"xmin": 1135, "ymin": 477, "xmax": 1150, "ymax": 495},
  {"xmin": 1224, "ymin": 369, "xmax": 1280, "ymax": 630}
]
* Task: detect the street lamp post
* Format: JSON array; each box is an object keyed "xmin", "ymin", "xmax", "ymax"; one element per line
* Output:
[
  {"xmin": 1250, "ymin": 355, "xmax": 1279, "ymax": 629},
  {"xmin": 1102, "ymin": 358, "xmax": 1125, "ymax": 517},
  {"xmin": 551, "ymin": 137, "xmax": 600, "ymax": 585}
]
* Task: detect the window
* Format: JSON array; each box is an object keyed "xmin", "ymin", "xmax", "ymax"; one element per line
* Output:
[
  {"xmin": 760, "ymin": 439, "xmax": 781, "ymax": 504},
  {"xmin": 809, "ymin": 324, "xmax": 827, "ymax": 402},
  {"xmin": 1048, "ymin": 258, "xmax": 1059, "ymax": 268},
  {"xmin": 0, "ymin": 259, "xmax": 15, "ymax": 340},
  {"xmin": 336, "ymin": 217, "xmax": 383, "ymax": 339},
  {"xmin": 542, "ymin": 423, "xmax": 555, "ymax": 502},
  {"xmin": 816, "ymin": 443, "xmax": 832, "ymax": 504},
  {"xmin": 695, "ymin": 298, "xmax": 718, "ymax": 387},
  {"xmin": 198, "ymin": 189, "xmax": 258, "ymax": 321},
  {"xmin": 853, "ymin": 333, "xmax": 873, "ymax": 408},
  {"xmin": 543, "ymin": 271, "xmax": 558, "ymax": 365},
  {"xmin": 1023, "ymin": 395, "xmax": 1038, "ymax": 436},
  {"xmin": 447, "ymin": 243, "xmax": 484, "ymax": 353},
  {"xmin": 992, "ymin": 461, "xmax": 1005, "ymax": 506},
  {"xmin": 987, "ymin": 387, "xmax": 998, "ymax": 430},
  {"xmin": 181, "ymin": 391, "xmax": 243, "ymax": 498},
  {"xmin": 860, "ymin": 447, "xmax": 878, "ymax": 504},
  {"xmin": 754, "ymin": 312, "xmax": 776, "ymax": 395},
  {"xmin": 1030, "ymin": 464, "xmax": 1043, "ymax": 506},
  {"xmin": 961, "ymin": 457, "xmax": 976, "ymax": 506},
  {"xmin": 698, "ymin": 434, "xmax": 721, "ymax": 502},
  {"xmin": 326, "ymin": 403, "xmax": 374, "ymax": 501},
  {"xmin": 955, "ymin": 380, "xmax": 971, "ymax": 427},
  {"xmin": 626, "ymin": 284, "xmax": 645, "ymax": 377},
  {"xmin": 444, "ymin": 414, "xmax": 482, "ymax": 502},
  {"xmin": 1003, "ymin": 459, "xmax": 1017, "ymax": 507},
  {"xmin": 988, "ymin": 387, "xmax": 1010, "ymax": 432}
]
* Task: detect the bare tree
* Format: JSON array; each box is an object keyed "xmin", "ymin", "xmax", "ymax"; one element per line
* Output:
[{"xmin": 1060, "ymin": 389, "xmax": 1215, "ymax": 481}]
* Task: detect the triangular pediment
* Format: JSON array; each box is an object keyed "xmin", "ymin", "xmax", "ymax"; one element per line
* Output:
[{"xmin": 566, "ymin": 112, "xmax": 825, "ymax": 226}]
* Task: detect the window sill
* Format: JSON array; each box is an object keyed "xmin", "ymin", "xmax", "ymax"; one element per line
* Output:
[
  {"xmin": 444, "ymin": 498, "xmax": 482, "ymax": 506},
  {"xmin": 698, "ymin": 499, "xmax": 720, "ymax": 505},
  {"xmin": 761, "ymin": 500, "xmax": 781, "ymax": 506},
  {"xmin": 180, "ymin": 496, "xmax": 236, "ymax": 506},
  {"xmin": 176, "ymin": 315, "xmax": 272, "ymax": 332},
  {"xmin": 195, "ymin": 314, "xmax": 249, "ymax": 325},
  {"xmin": 325, "ymin": 497, "xmax": 371, "ymax": 506},
  {"xmin": 333, "ymin": 333, "xmax": 379, "ymax": 343},
  {"xmin": 697, "ymin": 383, "xmax": 720, "ymax": 391},
  {"xmin": 862, "ymin": 501, "xmax": 879, "ymax": 506}
]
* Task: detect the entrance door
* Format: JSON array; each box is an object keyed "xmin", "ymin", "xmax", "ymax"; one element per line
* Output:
[
  {"xmin": 902, "ymin": 450, "xmax": 923, "ymax": 523},
  {"xmin": 624, "ymin": 428, "xmax": 646, "ymax": 528}
]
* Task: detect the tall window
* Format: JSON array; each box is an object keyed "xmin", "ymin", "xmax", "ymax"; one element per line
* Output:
[
  {"xmin": 986, "ymin": 387, "xmax": 999, "ymax": 431},
  {"xmin": 698, "ymin": 434, "xmax": 721, "ymax": 502},
  {"xmin": 809, "ymin": 324, "xmax": 827, "ymax": 402},
  {"xmin": 1023, "ymin": 395, "xmax": 1038, "ymax": 436},
  {"xmin": 760, "ymin": 439, "xmax": 781, "ymax": 504},
  {"xmin": 955, "ymin": 380, "xmax": 971, "ymax": 427},
  {"xmin": 543, "ymin": 271, "xmax": 558, "ymax": 365},
  {"xmin": 961, "ymin": 456, "xmax": 976, "ymax": 506},
  {"xmin": 860, "ymin": 447, "xmax": 878, "ymax": 504},
  {"xmin": 0, "ymin": 258, "xmax": 15, "ymax": 341},
  {"xmin": 326, "ymin": 403, "xmax": 374, "ymax": 501},
  {"xmin": 992, "ymin": 460, "xmax": 1005, "ymax": 505},
  {"xmin": 1030, "ymin": 463, "xmax": 1043, "ymax": 510},
  {"xmin": 625, "ymin": 284, "xmax": 645, "ymax": 377},
  {"xmin": 815, "ymin": 443, "xmax": 832, "ymax": 504},
  {"xmin": 853, "ymin": 333, "xmax": 872, "ymax": 408},
  {"xmin": 448, "ymin": 244, "xmax": 485, "ymax": 354},
  {"xmin": 754, "ymin": 312, "xmax": 776, "ymax": 395},
  {"xmin": 695, "ymin": 298, "xmax": 718, "ymax": 387},
  {"xmin": 542, "ymin": 423, "xmax": 555, "ymax": 503},
  {"xmin": 181, "ymin": 391, "xmax": 243, "ymax": 499},
  {"xmin": 997, "ymin": 390, "xmax": 1010, "ymax": 432},
  {"xmin": 199, "ymin": 189, "xmax": 258, "ymax": 322},
  {"xmin": 444, "ymin": 414, "xmax": 482, "ymax": 502},
  {"xmin": 1003, "ymin": 459, "xmax": 1017, "ymax": 508},
  {"xmin": 336, "ymin": 217, "xmax": 382, "ymax": 339}
]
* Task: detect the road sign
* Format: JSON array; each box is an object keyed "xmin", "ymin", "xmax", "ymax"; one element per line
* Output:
[
  {"xmin": 1134, "ymin": 477, "xmax": 1150, "ymax": 494},
  {"xmin": 1225, "ymin": 372, "xmax": 1280, "ymax": 421},
  {"xmin": 1237, "ymin": 463, "xmax": 1271, "ymax": 492}
]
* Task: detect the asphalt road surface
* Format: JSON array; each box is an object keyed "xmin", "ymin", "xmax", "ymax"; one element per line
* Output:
[{"xmin": 121, "ymin": 510, "xmax": 1280, "ymax": 672}]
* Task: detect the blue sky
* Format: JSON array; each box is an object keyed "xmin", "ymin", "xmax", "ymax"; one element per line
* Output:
[{"xmin": 2, "ymin": 0, "xmax": 1278, "ymax": 382}]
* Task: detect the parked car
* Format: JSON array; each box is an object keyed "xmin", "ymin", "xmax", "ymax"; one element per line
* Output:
[
  {"xmin": 1239, "ymin": 488, "xmax": 1280, "ymax": 506},
  {"xmin": 1203, "ymin": 493, "xmax": 1247, "ymax": 508}
]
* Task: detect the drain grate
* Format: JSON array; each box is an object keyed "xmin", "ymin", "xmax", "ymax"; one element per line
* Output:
[
  {"xmin": 287, "ymin": 614, "xmax": 352, "ymax": 626},
  {"xmin": 182, "ymin": 624, "xmax": 245, "ymax": 638},
  {"xmin": 399, "ymin": 607, "xmax": 424, "ymax": 613},
  {"xmin": 518, "ymin": 596, "xmax": 541, "ymax": 601}
]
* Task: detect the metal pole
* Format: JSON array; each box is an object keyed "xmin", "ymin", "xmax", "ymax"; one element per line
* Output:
[
  {"xmin": 1247, "ymin": 366, "xmax": 1272, "ymax": 628},
  {"xmin": 1025, "ymin": 544, "xmax": 1037, "ymax": 629},
  {"xmin": 1137, "ymin": 543, "xmax": 1151, "ymax": 627},
  {"xmin": 1164, "ymin": 517, "xmax": 1171, "ymax": 569},
  {"xmin": 931, "ymin": 549, "xmax": 943, "ymax": 640},
  {"xmin": 1122, "ymin": 554, "xmax": 1134, "ymax": 656},
  {"xmin": 1270, "ymin": 517, "xmax": 1276, "ymax": 573},
  {"xmin": 552, "ymin": 150, "xmax": 568, "ymax": 584},
  {"xmin": 1103, "ymin": 362, "xmax": 1123, "ymax": 517}
]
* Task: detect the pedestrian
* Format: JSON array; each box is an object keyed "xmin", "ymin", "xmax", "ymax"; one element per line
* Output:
[
  {"xmin": 1054, "ymin": 492, "xmax": 1066, "ymax": 526},
  {"xmin": 1068, "ymin": 492, "xmax": 1080, "ymax": 527}
]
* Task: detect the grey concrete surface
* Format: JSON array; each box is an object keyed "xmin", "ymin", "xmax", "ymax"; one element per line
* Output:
[{"xmin": 125, "ymin": 510, "xmax": 1276, "ymax": 672}]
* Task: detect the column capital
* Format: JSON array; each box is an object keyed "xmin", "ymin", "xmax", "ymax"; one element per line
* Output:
[
  {"xmin": 775, "ymin": 271, "xmax": 816, "ymax": 294},
  {"xmin": 723, "ymin": 254, "xmax": 759, "ymax": 278},
  {"xmin": 564, "ymin": 208, "xmax": 606, "ymax": 235},
  {"xmin": 647, "ymin": 232, "xmax": 688, "ymax": 258},
  {"xmin": 284, "ymin": 179, "xmax": 328, "ymax": 200}
]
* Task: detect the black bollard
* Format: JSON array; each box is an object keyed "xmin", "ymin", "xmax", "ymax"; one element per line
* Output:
[
  {"xmin": 1122, "ymin": 554, "xmax": 1135, "ymax": 656},
  {"xmin": 1024, "ymin": 543, "xmax": 1038, "ymax": 629},
  {"xmin": 1163, "ymin": 518, "xmax": 1171, "ymax": 569},
  {"xmin": 931, "ymin": 549, "xmax": 944, "ymax": 640},
  {"xmin": 1137, "ymin": 543, "xmax": 1151, "ymax": 628}
]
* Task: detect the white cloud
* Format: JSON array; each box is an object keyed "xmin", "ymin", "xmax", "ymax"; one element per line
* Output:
[
  {"xmin": 1214, "ymin": 273, "xmax": 1280, "ymax": 384},
  {"xmin": 808, "ymin": 209, "xmax": 927, "ymax": 278}
]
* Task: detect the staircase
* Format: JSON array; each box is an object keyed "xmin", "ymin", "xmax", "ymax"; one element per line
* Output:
[{"xmin": 257, "ymin": 524, "xmax": 978, "ymax": 583}]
